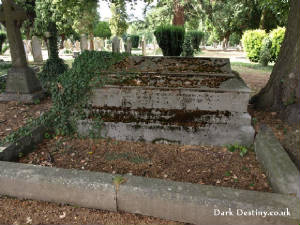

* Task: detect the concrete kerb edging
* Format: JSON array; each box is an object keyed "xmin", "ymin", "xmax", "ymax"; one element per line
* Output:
[
  {"xmin": 254, "ymin": 124, "xmax": 300, "ymax": 197},
  {"xmin": 0, "ymin": 161, "xmax": 299, "ymax": 225}
]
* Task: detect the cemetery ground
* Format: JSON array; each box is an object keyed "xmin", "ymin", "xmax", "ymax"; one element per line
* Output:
[{"xmin": 0, "ymin": 52, "xmax": 299, "ymax": 225}]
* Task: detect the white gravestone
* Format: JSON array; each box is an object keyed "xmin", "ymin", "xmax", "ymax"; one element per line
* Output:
[
  {"xmin": 80, "ymin": 34, "xmax": 88, "ymax": 51},
  {"xmin": 112, "ymin": 36, "xmax": 120, "ymax": 53},
  {"xmin": 31, "ymin": 36, "xmax": 43, "ymax": 62}
]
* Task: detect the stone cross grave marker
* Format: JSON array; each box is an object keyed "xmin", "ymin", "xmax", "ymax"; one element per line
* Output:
[{"xmin": 0, "ymin": 0, "xmax": 43, "ymax": 102}]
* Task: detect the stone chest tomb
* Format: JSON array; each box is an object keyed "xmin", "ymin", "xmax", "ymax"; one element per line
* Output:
[{"xmin": 79, "ymin": 56, "xmax": 255, "ymax": 146}]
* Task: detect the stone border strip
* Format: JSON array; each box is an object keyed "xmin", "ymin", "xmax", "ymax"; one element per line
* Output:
[
  {"xmin": 0, "ymin": 161, "xmax": 299, "ymax": 225},
  {"xmin": 0, "ymin": 161, "xmax": 116, "ymax": 212},
  {"xmin": 0, "ymin": 125, "xmax": 46, "ymax": 161},
  {"xmin": 254, "ymin": 124, "xmax": 300, "ymax": 197}
]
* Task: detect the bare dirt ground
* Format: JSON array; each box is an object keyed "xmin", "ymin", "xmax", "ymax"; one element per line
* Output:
[
  {"xmin": 19, "ymin": 137, "xmax": 271, "ymax": 192},
  {"xmin": 0, "ymin": 97, "xmax": 52, "ymax": 140},
  {"xmin": 0, "ymin": 196, "xmax": 184, "ymax": 225}
]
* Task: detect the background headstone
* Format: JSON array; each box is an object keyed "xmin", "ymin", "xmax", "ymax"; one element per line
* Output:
[
  {"xmin": 94, "ymin": 37, "xmax": 101, "ymax": 51},
  {"xmin": 80, "ymin": 34, "xmax": 88, "ymax": 51},
  {"xmin": 125, "ymin": 37, "xmax": 132, "ymax": 54},
  {"xmin": 120, "ymin": 38, "xmax": 125, "ymax": 52},
  {"xmin": 99, "ymin": 39, "xmax": 104, "ymax": 51},
  {"xmin": 74, "ymin": 41, "xmax": 80, "ymax": 51},
  {"xmin": 67, "ymin": 39, "xmax": 73, "ymax": 51},
  {"xmin": 142, "ymin": 39, "xmax": 146, "ymax": 56},
  {"xmin": 23, "ymin": 40, "xmax": 29, "ymax": 61},
  {"xmin": 63, "ymin": 40, "xmax": 68, "ymax": 49},
  {"xmin": 112, "ymin": 36, "xmax": 120, "ymax": 53},
  {"xmin": 31, "ymin": 36, "xmax": 43, "ymax": 62},
  {"xmin": 23, "ymin": 40, "xmax": 31, "ymax": 60}
]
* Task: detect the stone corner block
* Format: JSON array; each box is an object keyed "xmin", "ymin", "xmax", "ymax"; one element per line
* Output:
[{"xmin": 254, "ymin": 124, "xmax": 300, "ymax": 197}]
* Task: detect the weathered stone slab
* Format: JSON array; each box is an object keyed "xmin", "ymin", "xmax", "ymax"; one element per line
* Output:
[
  {"xmin": 110, "ymin": 56, "xmax": 232, "ymax": 74},
  {"xmin": 254, "ymin": 124, "xmax": 300, "ymax": 197},
  {"xmin": 91, "ymin": 107, "xmax": 252, "ymax": 125},
  {"xmin": 118, "ymin": 174, "xmax": 300, "ymax": 225},
  {"xmin": 91, "ymin": 84, "xmax": 251, "ymax": 113},
  {"xmin": 78, "ymin": 120, "xmax": 255, "ymax": 146},
  {"xmin": 0, "ymin": 161, "xmax": 117, "ymax": 212}
]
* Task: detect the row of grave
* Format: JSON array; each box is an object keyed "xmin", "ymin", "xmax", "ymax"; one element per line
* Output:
[{"xmin": 16, "ymin": 35, "xmax": 149, "ymax": 63}]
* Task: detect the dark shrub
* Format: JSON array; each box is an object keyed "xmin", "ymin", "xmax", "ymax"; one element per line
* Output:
[
  {"xmin": 0, "ymin": 31, "xmax": 7, "ymax": 54},
  {"xmin": 38, "ymin": 22, "xmax": 68, "ymax": 90},
  {"xmin": 187, "ymin": 30, "xmax": 204, "ymax": 50},
  {"xmin": 181, "ymin": 34, "xmax": 194, "ymax": 57},
  {"xmin": 154, "ymin": 25, "xmax": 185, "ymax": 56},
  {"xmin": 130, "ymin": 35, "xmax": 139, "ymax": 48},
  {"xmin": 259, "ymin": 37, "xmax": 272, "ymax": 66}
]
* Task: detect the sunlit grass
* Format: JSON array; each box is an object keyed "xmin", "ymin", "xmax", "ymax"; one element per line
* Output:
[{"xmin": 231, "ymin": 62, "xmax": 273, "ymax": 73}]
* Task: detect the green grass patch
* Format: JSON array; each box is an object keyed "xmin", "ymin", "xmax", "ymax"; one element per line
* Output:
[{"xmin": 231, "ymin": 62, "xmax": 273, "ymax": 73}]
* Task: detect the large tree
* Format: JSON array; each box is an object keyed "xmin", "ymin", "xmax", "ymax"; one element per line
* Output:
[
  {"xmin": 109, "ymin": 2, "xmax": 128, "ymax": 36},
  {"xmin": 251, "ymin": 0, "xmax": 300, "ymax": 125}
]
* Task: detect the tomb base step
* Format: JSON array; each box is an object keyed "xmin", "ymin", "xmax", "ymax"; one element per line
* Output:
[
  {"xmin": 0, "ymin": 90, "xmax": 45, "ymax": 103},
  {"xmin": 90, "ymin": 108, "xmax": 252, "ymax": 126},
  {"xmin": 77, "ymin": 121, "xmax": 255, "ymax": 146},
  {"xmin": 91, "ymin": 87, "xmax": 251, "ymax": 113}
]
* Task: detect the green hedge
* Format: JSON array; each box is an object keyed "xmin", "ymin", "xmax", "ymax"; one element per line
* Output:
[
  {"xmin": 130, "ymin": 35, "xmax": 139, "ymax": 48},
  {"xmin": 154, "ymin": 25, "xmax": 185, "ymax": 56},
  {"xmin": 242, "ymin": 27, "xmax": 285, "ymax": 63},
  {"xmin": 187, "ymin": 30, "xmax": 204, "ymax": 50},
  {"xmin": 269, "ymin": 27, "xmax": 285, "ymax": 62},
  {"xmin": 242, "ymin": 29, "xmax": 267, "ymax": 62}
]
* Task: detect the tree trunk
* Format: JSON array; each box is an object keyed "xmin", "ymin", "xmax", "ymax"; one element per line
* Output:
[
  {"xmin": 251, "ymin": 0, "xmax": 300, "ymax": 125},
  {"xmin": 172, "ymin": 0, "xmax": 185, "ymax": 26},
  {"xmin": 223, "ymin": 33, "xmax": 230, "ymax": 49},
  {"xmin": 89, "ymin": 33, "xmax": 94, "ymax": 51},
  {"xmin": 43, "ymin": 37, "xmax": 49, "ymax": 57},
  {"xmin": 60, "ymin": 34, "xmax": 65, "ymax": 49},
  {"xmin": 259, "ymin": 8, "xmax": 278, "ymax": 32}
]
